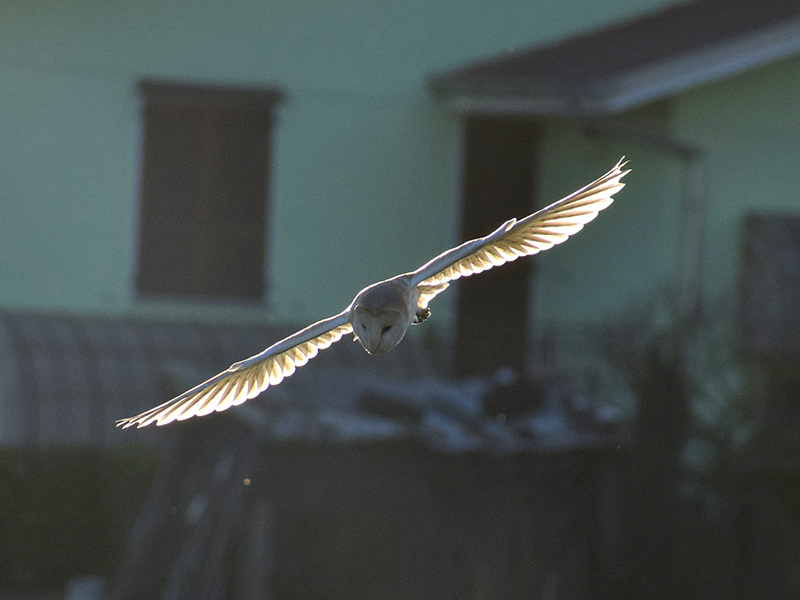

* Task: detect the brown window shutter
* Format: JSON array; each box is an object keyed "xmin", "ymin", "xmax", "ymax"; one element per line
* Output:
[{"xmin": 136, "ymin": 81, "xmax": 281, "ymax": 301}]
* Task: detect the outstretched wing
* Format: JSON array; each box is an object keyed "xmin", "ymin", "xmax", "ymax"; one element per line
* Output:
[
  {"xmin": 411, "ymin": 159, "xmax": 628, "ymax": 291},
  {"xmin": 116, "ymin": 312, "xmax": 353, "ymax": 428}
]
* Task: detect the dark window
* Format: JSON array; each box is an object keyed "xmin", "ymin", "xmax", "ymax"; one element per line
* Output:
[
  {"xmin": 136, "ymin": 81, "xmax": 281, "ymax": 301},
  {"xmin": 740, "ymin": 213, "xmax": 800, "ymax": 359},
  {"xmin": 454, "ymin": 116, "xmax": 541, "ymax": 378}
]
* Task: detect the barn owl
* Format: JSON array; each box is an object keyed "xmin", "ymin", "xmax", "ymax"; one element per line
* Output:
[{"xmin": 117, "ymin": 159, "xmax": 628, "ymax": 428}]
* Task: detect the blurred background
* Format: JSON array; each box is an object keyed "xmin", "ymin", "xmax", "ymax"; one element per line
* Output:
[{"xmin": 1, "ymin": 0, "xmax": 800, "ymax": 598}]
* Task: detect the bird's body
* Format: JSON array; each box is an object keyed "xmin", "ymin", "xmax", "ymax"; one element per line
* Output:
[
  {"xmin": 349, "ymin": 274, "xmax": 417, "ymax": 354},
  {"xmin": 117, "ymin": 159, "xmax": 629, "ymax": 428}
]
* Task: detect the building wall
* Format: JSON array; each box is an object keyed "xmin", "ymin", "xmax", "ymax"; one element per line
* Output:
[
  {"xmin": 673, "ymin": 53, "xmax": 800, "ymax": 305},
  {"xmin": 534, "ymin": 127, "xmax": 684, "ymax": 324},
  {"xmin": 534, "ymin": 53, "xmax": 800, "ymax": 325},
  {"xmin": 0, "ymin": 0, "xmax": 670, "ymax": 325},
  {"xmin": 529, "ymin": 53, "xmax": 800, "ymax": 420}
]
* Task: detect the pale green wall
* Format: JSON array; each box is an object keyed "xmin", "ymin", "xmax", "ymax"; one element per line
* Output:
[
  {"xmin": 533, "ymin": 128, "xmax": 684, "ymax": 325},
  {"xmin": 0, "ymin": 67, "xmax": 138, "ymax": 311},
  {"xmin": 534, "ymin": 51, "xmax": 800, "ymax": 327},
  {"xmin": 673, "ymin": 54, "xmax": 800, "ymax": 304},
  {"xmin": 0, "ymin": 0, "xmax": 709, "ymax": 328}
]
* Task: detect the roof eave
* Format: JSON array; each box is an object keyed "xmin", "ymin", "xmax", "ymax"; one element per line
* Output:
[
  {"xmin": 609, "ymin": 15, "xmax": 800, "ymax": 111},
  {"xmin": 431, "ymin": 16, "xmax": 800, "ymax": 117}
]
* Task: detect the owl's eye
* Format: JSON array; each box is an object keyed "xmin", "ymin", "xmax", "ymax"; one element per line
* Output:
[{"xmin": 381, "ymin": 325, "xmax": 392, "ymax": 334}]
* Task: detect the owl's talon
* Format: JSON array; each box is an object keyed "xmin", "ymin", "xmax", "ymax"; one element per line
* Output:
[{"xmin": 414, "ymin": 307, "xmax": 431, "ymax": 324}]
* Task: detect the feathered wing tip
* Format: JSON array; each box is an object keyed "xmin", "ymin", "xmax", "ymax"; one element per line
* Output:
[
  {"xmin": 413, "ymin": 158, "xmax": 628, "ymax": 288},
  {"xmin": 116, "ymin": 318, "xmax": 353, "ymax": 428}
]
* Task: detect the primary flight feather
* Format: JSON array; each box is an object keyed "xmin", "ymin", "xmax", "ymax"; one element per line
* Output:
[{"xmin": 117, "ymin": 158, "xmax": 629, "ymax": 428}]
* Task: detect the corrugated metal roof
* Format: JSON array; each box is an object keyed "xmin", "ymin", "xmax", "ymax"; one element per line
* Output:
[
  {"xmin": 0, "ymin": 311, "xmax": 625, "ymax": 451},
  {"xmin": 431, "ymin": 0, "xmax": 800, "ymax": 115},
  {"xmin": 0, "ymin": 312, "xmax": 432, "ymax": 446}
]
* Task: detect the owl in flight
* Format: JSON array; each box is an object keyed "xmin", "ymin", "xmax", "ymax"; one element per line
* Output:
[{"xmin": 117, "ymin": 159, "xmax": 628, "ymax": 428}]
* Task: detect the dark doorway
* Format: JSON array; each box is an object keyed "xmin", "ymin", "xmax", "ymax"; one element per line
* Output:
[{"xmin": 454, "ymin": 116, "xmax": 541, "ymax": 378}]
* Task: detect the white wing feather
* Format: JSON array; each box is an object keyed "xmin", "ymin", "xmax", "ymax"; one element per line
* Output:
[
  {"xmin": 411, "ymin": 159, "xmax": 628, "ymax": 290},
  {"xmin": 116, "ymin": 312, "xmax": 352, "ymax": 428}
]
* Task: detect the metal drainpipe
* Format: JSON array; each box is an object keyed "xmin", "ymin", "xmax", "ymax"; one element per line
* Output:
[{"xmin": 583, "ymin": 118, "xmax": 708, "ymax": 339}]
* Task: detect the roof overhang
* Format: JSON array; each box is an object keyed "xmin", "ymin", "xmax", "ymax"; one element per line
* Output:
[{"xmin": 431, "ymin": 0, "xmax": 800, "ymax": 117}]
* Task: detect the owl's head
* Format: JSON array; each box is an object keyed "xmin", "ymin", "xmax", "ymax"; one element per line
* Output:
[{"xmin": 351, "ymin": 305, "xmax": 409, "ymax": 355}]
